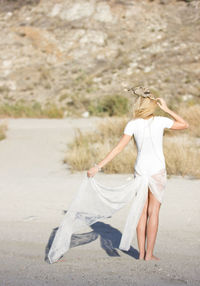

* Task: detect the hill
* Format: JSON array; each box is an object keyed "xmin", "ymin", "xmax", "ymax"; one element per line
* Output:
[{"xmin": 0, "ymin": 0, "xmax": 199, "ymax": 116}]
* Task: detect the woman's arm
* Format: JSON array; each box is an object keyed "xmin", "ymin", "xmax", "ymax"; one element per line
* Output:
[
  {"xmin": 156, "ymin": 98, "xmax": 189, "ymax": 130},
  {"xmin": 87, "ymin": 134, "xmax": 132, "ymax": 177}
]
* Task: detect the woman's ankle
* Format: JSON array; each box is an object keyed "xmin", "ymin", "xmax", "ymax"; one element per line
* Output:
[
  {"xmin": 139, "ymin": 251, "xmax": 146, "ymax": 259},
  {"xmin": 145, "ymin": 251, "xmax": 153, "ymax": 259}
]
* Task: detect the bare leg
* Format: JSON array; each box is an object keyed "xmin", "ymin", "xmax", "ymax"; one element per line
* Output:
[
  {"xmin": 145, "ymin": 189, "xmax": 161, "ymax": 261},
  {"xmin": 136, "ymin": 195, "xmax": 148, "ymax": 260}
]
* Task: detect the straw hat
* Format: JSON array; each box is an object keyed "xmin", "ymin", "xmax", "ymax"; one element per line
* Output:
[{"xmin": 128, "ymin": 86, "xmax": 156, "ymax": 100}]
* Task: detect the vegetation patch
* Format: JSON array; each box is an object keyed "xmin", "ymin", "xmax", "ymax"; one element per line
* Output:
[
  {"xmin": 0, "ymin": 101, "xmax": 64, "ymax": 118},
  {"xmin": 0, "ymin": 122, "xmax": 7, "ymax": 141},
  {"xmin": 64, "ymin": 116, "xmax": 200, "ymax": 178},
  {"xmin": 88, "ymin": 95, "xmax": 129, "ymax": 116}
]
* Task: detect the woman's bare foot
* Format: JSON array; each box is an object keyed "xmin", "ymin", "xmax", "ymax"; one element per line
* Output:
[
  {"xmin": 145, "ymin": 255, "xmax": 160, "ymax": 261},
  {"xmin": 139, "ymin": 251, "xmax": 146, "ymax": 260}
]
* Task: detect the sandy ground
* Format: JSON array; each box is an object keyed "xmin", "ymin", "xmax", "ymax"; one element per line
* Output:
[{"xmin": 0, "ymin": 118, "xmax": 199, "ymax": 286}]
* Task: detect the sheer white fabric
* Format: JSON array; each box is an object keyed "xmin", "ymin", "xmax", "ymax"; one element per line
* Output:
[
  {"xmin": 47, "ymin": 168, "xmax": 166, "ymax": 263},
  {"xmin": 47, "ymin": 116, "xmax": 172, "ymax": 264}
]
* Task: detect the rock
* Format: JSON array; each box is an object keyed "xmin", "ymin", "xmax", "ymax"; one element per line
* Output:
[
  {"xmin": 126, "ymin": 68, "xmax": 133, "ymax": 75},
  {"xmin": 50, "ymin": 4, "xmax": 62, "ymax": 17},
  {"xmin": 63, "ymin": 110, "xmax": 69, "ymax": 117},
  {"xmin": 4, "ymin": 12, "xmax": 13, "ymax": 19},
  {"xmin": 182, "ymin": 95, "xmax": 194, "ymax": 101},
  {"xmin": 82, "ymin": 111, "xmax": 90, "ymax": 118},
  {"xmin": 7, "ymin": 81, "xmax": 17, "ymax": 91},
  {"xmin": 94, "ymin": 3, "xmax": 114, "ymax": 23},
  {"xmin": 144, "ymin": 66, "xmax": 154, "ymax": 73},
  {"xmin": 59, "ymin": 2, "xmax": 94, "ymax": 21},
  {"xmin": 3, "ymin": 60, "xmax": 12, "ymax": 68},
  {"xmin": 93, "ymin": 77, "xmax": 102, "ymax": 83},
  {"xmin": 80, "ymin": 30, "xmax": 107, "ymax": 46}
]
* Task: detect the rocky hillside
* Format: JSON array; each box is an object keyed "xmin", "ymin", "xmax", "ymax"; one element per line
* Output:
[{"xmin": 0, "ymin": 0, "xmax": 199, "ymax": 116}]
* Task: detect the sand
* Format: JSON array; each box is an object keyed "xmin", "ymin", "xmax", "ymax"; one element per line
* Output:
[{"xmin": 0, "ymin": 118, "xmax": 199, "ymax": 286}]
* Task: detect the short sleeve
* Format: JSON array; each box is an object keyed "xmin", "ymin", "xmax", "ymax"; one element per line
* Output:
[
  {"xmin": 159, "ymin": 116, "xmax": 174, "ymax": 129},
  {"xmin": 124, "ymin": 120, "xmax": 136, "ymax": 136}
]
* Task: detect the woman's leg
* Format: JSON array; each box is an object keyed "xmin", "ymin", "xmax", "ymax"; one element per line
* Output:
[
  {"xmin": 145, "ymin": 189, "xmax": 161, "ymax": 261},
  {"xmin": 136, "ymin": 194, "xmax": 148, "ymax": 260}
]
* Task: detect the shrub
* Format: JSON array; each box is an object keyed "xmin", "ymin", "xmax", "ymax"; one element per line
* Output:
[{"xmin": 88, "ymin": 95, "xmax": 129, "ymax": 116}]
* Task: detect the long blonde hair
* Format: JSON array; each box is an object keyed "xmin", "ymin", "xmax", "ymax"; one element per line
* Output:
[{"xmin": 132, "ymin": 96, "xmax": 158, "ymax": 119}]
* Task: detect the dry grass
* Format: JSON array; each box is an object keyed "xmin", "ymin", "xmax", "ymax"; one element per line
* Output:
[
  {"xmin": 161, "ymin": 104, "xmax": 200, "ymax": 138},
  {"xmin": 0, "ymin": 102, "xmax": 64, "ymax": 118},
  {"xmin": 65, "ymin": 116, "xmax": 200, "ymax": 178},
  {"xmin": 0, "ymin": 122, "xmax": 7, "ymax": 140},
  {"xmin": 164, "ymin": 136, "xmax": 200, "ymax": 178},
  {"xmin": 65, "ymin": 134, "xmax": 137, "ymax": 174},
  {"xmin": 65, "ymin": 116, "xmax": 137, "ymax": 173},
  {"xmin": 178, "ymin": 104, "xmax": 200, "ymax": 138}
]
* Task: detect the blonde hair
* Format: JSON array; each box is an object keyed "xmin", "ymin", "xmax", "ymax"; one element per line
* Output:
[{"xmin": 132, "ymin": 96, "xmax": 158, "ymax": 119}]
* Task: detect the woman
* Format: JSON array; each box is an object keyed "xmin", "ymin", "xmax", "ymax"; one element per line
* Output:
[
  {"xmin": 47, "ymin": 87, "xmax": 189, "ymax": 264},
  {"xmin": 87, "ymin": 86, "xmax": 189, "ymax": 261}
]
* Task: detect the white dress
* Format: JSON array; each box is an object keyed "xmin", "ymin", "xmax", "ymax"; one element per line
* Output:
[{"xmin": 47, "ymin": 116, "xmax": 174, "ymax": 264}]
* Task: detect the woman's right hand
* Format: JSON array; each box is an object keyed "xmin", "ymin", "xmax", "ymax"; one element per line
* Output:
[
  {"xmin": 156, "ymin": 98, "xmax": 169, "ymax": 112},
  {"xmin": 87, "ymin": 166, "xmax": 99, "ymax": 178}
]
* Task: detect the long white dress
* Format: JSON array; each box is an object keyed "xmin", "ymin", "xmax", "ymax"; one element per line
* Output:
[{"xmin": 47, "ymin": 115, "xmax": 174, "ymax": 264}]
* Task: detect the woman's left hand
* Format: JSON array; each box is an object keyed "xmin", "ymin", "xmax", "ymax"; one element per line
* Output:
[{"xmin": 87, "ymin": 166, "xmax": 99, "ymax": 178}]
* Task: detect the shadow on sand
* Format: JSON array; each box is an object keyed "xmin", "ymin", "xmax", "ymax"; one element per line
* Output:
[{"xmin": 45, "ymin": 220, "xmax": 139, "ymax": 262}]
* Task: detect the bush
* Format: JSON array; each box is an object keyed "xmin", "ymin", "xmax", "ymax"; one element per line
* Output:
[{"xmin": 88, "ymin": 95, "xmax": 129, "ymax": 116}]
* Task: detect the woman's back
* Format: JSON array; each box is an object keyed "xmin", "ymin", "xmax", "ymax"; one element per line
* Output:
[{"xmin": 124, "ymin": 116, "xmax": 174, "ymax": 175}]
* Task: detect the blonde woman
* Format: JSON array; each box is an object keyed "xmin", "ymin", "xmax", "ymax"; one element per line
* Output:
[
  {"xmin": 47, "ymin": 87, "xmax": 189, "ymax": 264},
  {"xmin": 87, "ymin": 87, "xmax": 189, "ymax": 261}
]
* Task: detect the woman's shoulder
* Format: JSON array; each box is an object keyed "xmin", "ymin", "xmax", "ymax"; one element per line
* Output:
[
  {"xmin": 155, "ymin": 115, "xmax": 163, "ymax": 118},
  {"xmin": 128, "ymin": 117, "xmax": 142, "ymax": 122},
  {"xmin": 154, "ymin": 115, "xmax": 170, "ymax": 119},
  {"xmin": 153, "ymin": 115, "xmax": 167, "ymax": 122},
  {"xmin": 124, "ymin": 118, "xmax": 141, "ymax": 135},
  {"xmin": 126, "ymin": 116, "xmax": 168, "ymax": 123},
  {"xmin": 154, "ymin": 115, "xmax": 172, "ymax": 121},
  {"xmin": 126, "ymin": 118, "xmax": 141, "ymax": 126},
  {"xmin": 153, "ymin": 115, "xmax": 174, "ymax": 128}
]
